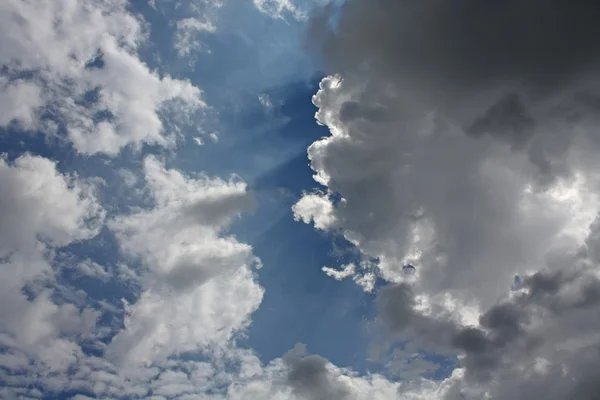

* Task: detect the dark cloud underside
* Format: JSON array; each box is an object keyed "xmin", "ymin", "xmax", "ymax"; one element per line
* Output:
[{"xmin": 310, "ymin": 0, "xmax": 600, "ymax": 91}]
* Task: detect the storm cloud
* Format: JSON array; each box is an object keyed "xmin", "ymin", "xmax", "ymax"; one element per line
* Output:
[
  {"xmin": 296, "ymin": 1, "xmax": 600, "ymax": 398},
  {"xmin": 310, "ymin": 0, "xmax": 600, "ymax": 92}
]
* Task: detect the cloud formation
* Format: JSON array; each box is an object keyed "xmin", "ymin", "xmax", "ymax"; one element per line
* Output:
[
  {"xmin": 295, "ymin": 0, "xmax": 600, "ymax": 397},
  {"xmin": 12, "ymin": 0, "xmax": 600, "ymax": 398},
  {"xmin": 0, "ymin": 0, "xmax": 204, "ymax": 155},
  {"xmin": 0, "ymin": 155, "xmax": 105, "ymax": 395},
  {"xmin": 108, "ymin": 157, "xmax": 263, "ymax": 366}
]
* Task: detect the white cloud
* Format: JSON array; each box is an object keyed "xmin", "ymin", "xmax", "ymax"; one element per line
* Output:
[
  {"xmin": 0, "ymin": 0, "xmax": 205, "ymax": 155},
  {"xmin": 10, "ymin": 2, "xmax": 590, "ymax": 399},
  {"xmin": 0, "ymin": 155, "xmax": 105, "ymax": 390},
  {"xmin": 293, "ymin": 40, "xmax": 600, "ymax": 400},
  {"xmin": 322, "ymin": 263, "xmax": 355, "ymax": 281},
  {"xmin": 0, "ymin": 77, "xmax": 44, "ymax": 130},
  {"xmin": 174, "ymin": 17, "xmax": 217, "ymax": 59},
  {"xmin": 75, "ymin": 259, "xmax": 112, "ymax": 280},
  {"xmin": 292, "ymin": 192, "xmax": 339, "ymax": 231},
  {"xmin": 117, "ymin": 168, "xmax": 139, "ymax": 188},
  {"xmin": 258, "ymin": 93, "xmax": 274, "ymax": 111},
  {"xmin": 0, "ymin": 154, "xmax": 104, "ymax": 263},
  {"xmin": 107, "ymin": 157, "xmax": 263, "ymax": 365},
  {"xmin": 218, "ymin": 344, "xmax": 462, "ymax": 400},
  {"xmin": 253, "ymin": 0, "xmax": 306, "ymax": 20},
  {"xmin": 298, "ymin": 74, "xmax": 600, "ymax": 308}
]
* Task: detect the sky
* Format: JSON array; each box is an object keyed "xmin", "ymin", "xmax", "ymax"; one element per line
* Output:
[{"xmin": 3, "ymin": 0, "xmax": 600, "ymax": 399}]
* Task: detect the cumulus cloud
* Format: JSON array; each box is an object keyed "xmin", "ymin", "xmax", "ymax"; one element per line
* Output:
[
  {"xmin": 107, "ymin": 156, "xmax": 263, "ymax": 365},
  {"xmin": 0, "ymin": 0, "xmax": 205, "ymax": 155},
  {"xmin": 0, "ymin": 154, "xmax": 104, "ymax": 254},
  {"xmin": 0, "ymin": 155, "xmax": 270, "ymax": 398},
  {"xmin": 292, "ymin": 192, "xmax": 339, "ymax": 230},
  {"xmin": 295, "ymin": 0, "xmax": 600, "ymax": 397},
  {"xmin": 303, "ymin": 0, "xmax": 600, "ymax": 298},
  {"xmin": 16, "ymin": 0, "xmax": 600, "ymax": 399},
  {"xmin": 0, "ymin": 155, "xmax": 105, "ymax": 395},
  {"xmin": 220, "ymin": 344, "xmax": 404, "ymax": 400}
]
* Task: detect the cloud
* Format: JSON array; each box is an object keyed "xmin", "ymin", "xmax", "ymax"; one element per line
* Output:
[
  {"xmin": 309, "ymin": 0, "xmax": 600, "ymax": 92},
  {"xmin": 0, "ymin": 154, "xmax": 104, "ymax": 268},
  {"xmin": 0, "ymin": 156, "xmax": 269, "ymax": 398},
  {"xmin": 107, "ymin": 156, "xmax": 263, "ymax": 365},
  {"xmin": 75, "ymin": 259, "xmax": 112, "ymax": 280},
  {"xmin": 0, "ymin": 0, "xmax": 205, "ymax": 155},
  {"xmin": 283, "ymin": 343, "xmax": 352, "ymax": 400},
  {"xmin": 465, "ymin": 92, "xmax": 536, "ymax": 148},
  {"xmin": 372, "ymin": 229, "xmax": 600, "ymax": 399},
  {"xmin": 295, "ymin": 0, "xmax": 600, "ymax": 397},
  {"xmin": 174, "ymin": 17, "xmax": 217, "ymax": 59},
  {"xmin": 0, "ymin": 155, "xmax": 105, "ymax": 395},
  {"xmin": 299, "ymin": 34, "xmax": 600, "ymax": 307},
  {"xmin": 220, "ymin": 344, "xmax": 407, "ymax": 400},
  {"xmin": 14, "ymin": 1, "xmax": 600, "ymax": 399},
  {"xmin": 292, "ymin": 192, "xmax": 339, "ymax": 230},
  {"xmin": 253, "ymin": 0, "xmax": 306, "ymax": 20}
]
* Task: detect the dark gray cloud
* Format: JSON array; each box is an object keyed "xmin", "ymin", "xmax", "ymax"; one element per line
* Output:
[
  {"xmin": 339, "ymin": 101, "xmax": 395, "ymax": 123},
  {"xmin": 374, "ymin": 258, "xmax": 600, "ymax": 391},
  {"xmin": 466, "ymin": 93, "xmax": 536, "ymax": 148},
  {"xmin": 479, "ymin": 302, "xmax": 525, "ymax": 346},
  {"xmin": 450, "ymin": 303, "xmax": 528, "ymax": 381},
  {"xmin": 308, "ymin": 0, "xmax": 600, "ymax": 155},
  {"xmin": 376, "ymin": 283, "xmax": 459, "ymax": 351},
  {"xmin": 456, "ymin": 266, "xmax": 600, "ymax": 384},
  {"xmin": 310, "ymin": 0, "xmax": 600, "ymax": 91},
  {"xmin": 283, "ymin": 344, "xmax": 351, "ymax": 400},
  {"xmin": 301, "ymin": 2, "xmax": 600, "ymax": 398}
]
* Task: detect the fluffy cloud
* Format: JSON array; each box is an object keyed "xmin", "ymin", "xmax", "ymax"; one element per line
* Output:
[
  {"xmin": 37, "ymin": 343, "xmax": 425, "ymax": 400},
  {"xmin": 295, "ymin": 0, "xmax": 600, "ymax": 397},
  {"xmin": 218, "ymin": 343, "xmax": 471, "ymax": 400},
  {"xmin": 0, "ymin": 154, "xmax": 268, "ymax": 398},
  {"xmin": 0, "ymin": 0, "xmax": 204, "ymax": 155},
  {"xmin": 0, "ymin": 155, "xmax": 105, "ymax": 396},
  {"xmin": 107, "ymin": 156, "xmax": 263, "ymax": 365},
  {"xmin": 0, "ymin": 154, "xmax": 104, "ymax": 255},
  {"xmin": 16, "ymin": 0, "xmax": 600, "ymax": 398},
  {"xmin": 292, "ymin": 192, "xmax": 339, "ymax": 231},
  {"xmin": 297, "ymin": 74, "xmax": 600, "ymax": 307}
]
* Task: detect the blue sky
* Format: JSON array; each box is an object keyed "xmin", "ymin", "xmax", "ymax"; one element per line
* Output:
[
  {"xmin": 0, "ymin": 1, "xmax": 402, "ymax": 398},
  {"xmin": 4, "ymin": 1, "xmax": 600, "ymax": 400}
]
